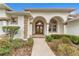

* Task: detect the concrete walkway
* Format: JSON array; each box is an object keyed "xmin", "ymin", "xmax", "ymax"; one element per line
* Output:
[{"xmin": 31, "ymin": 38, "xmax": 55, "ymax": 56}]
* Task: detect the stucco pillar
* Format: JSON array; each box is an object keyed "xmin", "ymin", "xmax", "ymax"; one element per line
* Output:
[
  {"xmin": 17, "ymin": 16, "xmax": 24, "ymax": 39},
  {"xmin": 63, "ymin": 16, "xmax": 68, "ymax": 34},
  {"xmin": 64, "ymin": 23, "xmax": 67, "ymax": 34},
  {"xmin": 27, "ymin": 18, "xmax": 30, "ymax": 38},
  {"xmin": 47, "ymin": 23, "xmax": 49, "ymax": 35},
  {"xmin": 27, "ymin": 17, "xmax": 33, "ymax": 38},
  {"xmin": 29, "ymin": 22, "xmax": 32, "ymax": 37}
]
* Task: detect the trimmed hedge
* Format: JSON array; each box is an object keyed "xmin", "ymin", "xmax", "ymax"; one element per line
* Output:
[
  {"xmin": 46, "ymin": 34, "xmax": 79, "ymax": 44},
  {"xmin": 27, "ymin": 37, "xmax": 34, "ymax": 46},
  {"xmin": 46, "ymin": 35, "xmax": 54, "ymax": 42},
  {"xmin": 2, "ymin": 26, "xmax": 20, "ymax": 39}
]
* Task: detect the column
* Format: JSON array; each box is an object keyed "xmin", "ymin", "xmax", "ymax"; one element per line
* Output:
[
  {"xmin": 18, "ymin": 16, "xmax": 24, "ymax": 39},
  {"xmin": 47, "ymin": 23, "xmax": 49, "ymax": 35},
  {"xmin": 27, "ymin": 16, "xmax": 33, "ymax": 38},
  {"xmin": 63, "ymin": 17, "xmax": 68, "ymax": 34},
  {"xmin": 29, "ymin": 22, "xmax": 32, "ymax": 37},
  {"xmin": 27, "ymin": 18, "xmax": 30, "ymax": 38},
  {"xmin": 64, "ymin": 23, "xmax": 67, "ymax": 34}
]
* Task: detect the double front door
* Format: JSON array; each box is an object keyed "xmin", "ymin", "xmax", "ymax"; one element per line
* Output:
[{"xmin": 35, "ymin": 21, "xmax": 44, "ymax": 34}]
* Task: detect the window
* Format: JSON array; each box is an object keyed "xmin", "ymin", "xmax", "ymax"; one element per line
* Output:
[
  {"xmin": 0, "ymin": 21, "xmax": 3, "ymax": 25},
  {"xmin": 10, "ymin": 18, "xmax": 17, "ymax": 24},
  {"xmin": 49, "ymin": 19, "xmax": 57, "ymax": 32}
]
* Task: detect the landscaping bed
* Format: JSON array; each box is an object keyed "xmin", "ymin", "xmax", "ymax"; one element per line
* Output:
[
  {"xmin": 46, "ymin": 34, "xmax": 79, "ymax": 56},
  {"xmin": 0, "ymin": 37, "xmax": 33, "ymax": 56}
]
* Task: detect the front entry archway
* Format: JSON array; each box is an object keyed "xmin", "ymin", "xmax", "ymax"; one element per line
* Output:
[
  {"xmin": 32, "ymin": 16, "xmax": 47, "ymax": 35},
  {"xmin": 35, "ymin": 20, "xmax": 44, "ymax": 34}
]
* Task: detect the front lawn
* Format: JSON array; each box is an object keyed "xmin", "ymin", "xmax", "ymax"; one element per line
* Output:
[
  {"xmin": 0, "ymin": 37, "xmax": 33, "ymax": 56},
  {"xmin": 46, "ymin": 34, "xmax": 79, "ymax": 56}
]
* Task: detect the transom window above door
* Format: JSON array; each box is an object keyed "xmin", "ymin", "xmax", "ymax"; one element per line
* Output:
[{"xmin": 36, "ymin": 21, "xmax": 43, "ymax": 25}]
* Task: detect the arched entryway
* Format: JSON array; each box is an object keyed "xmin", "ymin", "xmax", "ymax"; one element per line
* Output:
[{"xmin": 32, "ymin": 16, "xmax": 47, "ymax": 35}]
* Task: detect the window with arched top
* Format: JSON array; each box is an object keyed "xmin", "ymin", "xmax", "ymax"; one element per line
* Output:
[{"xmin": 49, "ymin": 19, "xmax": 57, "ymax": 32}]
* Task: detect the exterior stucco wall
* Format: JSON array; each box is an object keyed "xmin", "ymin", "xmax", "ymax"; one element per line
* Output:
[
  {"xmin": 0, "ymin": 9, "xmax": 8, "ymax": 17},
  {"xmin": 31, "ymin": 12, "xmax": 69, "ymax": 23},
  {"xmin": 0, "ymin": 21, "xmax": 8, "ymax": 35},
  {"xmin": 58, "ymin": 20, "xmax": 64, "ymax": 34},
  {"xmin": 67, "ymin": 20, "xmax": 79, "ymax": 35},
  {"xmin": 0, "ymin": 21, "xmax": 4, "ymax": 35},
  {"xmin": 14, "ymin": 16, "xmax": 24, "ymax": 39},
  {"xmin": 30, "ymin": 11, "xmax": 68, "ymax": 35},
  {"xmin": 0, "ymin": 9, "xmax": 9, "ymax": 35}
]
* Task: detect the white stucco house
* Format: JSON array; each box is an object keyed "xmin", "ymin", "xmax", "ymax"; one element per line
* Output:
[{"xmin": 0, "ymin": 4, "xmax": 79, "ymax": 40}]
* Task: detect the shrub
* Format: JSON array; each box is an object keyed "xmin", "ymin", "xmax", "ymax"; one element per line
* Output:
[
  {"xmin": 69, "ymin": 35, "xmax": 79, "ymax": 44},
  {"xmin": 2, "ymin": 26, "xmax": 20, "ymax": 39},
  {"xmin": 48, "ymin": 37, "xmax": 73, "ymax": 52},
  {"xmin": 57, "ymin": 44, "xmax": 79, "ymax": 56},
  {"xmin": 48, "ymin": 38, "xmax": 79, "ymax": 56},
  {"xmin": 11, "ymin": 38, "xmax": 24, "ymax": 49},
  {"xmin": 45, "ymin": 35, "xmax": 54, "ymax": 42},
  {"xmin": 47, "ymin": 36, "xmax": 79, "ymax": 56},
  {"xmin": 51, "ymin": 34, "xmax": 62, "ymax": 39},
  {"xmin": 46, "ymin": 34, "xmax": 79, "ymax": 44},
  {"xmin": 0, "ymin": 38, "xmax": 26, "ymax": 55},
  {"xmin": 0, "ymin": 39, "xmax": 12, "ymax": 55},
  {"xmin": 60, "ymin": 36, "xmax": 72, "ymax": 44},
  {"xmin": 27, "ymin": 37, "xmax": 33, "ymax": 46}
]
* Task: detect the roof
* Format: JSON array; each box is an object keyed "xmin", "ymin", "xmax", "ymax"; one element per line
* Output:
[
  {"xmin": 67, "ymin": 18, "xmax": 79, "ymax": 22},
  {"xmin": 69, "ymin": 14, "xmax": 79, "ymax": 18},
  {"xmin": 0, "ymin": 17, "xmax": 10, "ymax": 21},
  {"xmin": 0, "ymin": 3, "xmax": 12, "ymax": 11},
  {"xmin": 25, "ymin": 8, "xmax": 75, "ymax": 12},
  {"xmin": 67, "ymin": 14, "xmax": 79, "ymax": 22},
  {"xmin": 6, "ymin": 11, "xmax": 31, "ymax": 16}
]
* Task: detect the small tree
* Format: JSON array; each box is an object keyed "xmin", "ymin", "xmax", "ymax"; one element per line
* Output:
[{"xmin": 2, "ymin": 26, "xmax": 20, "ymax": 39}]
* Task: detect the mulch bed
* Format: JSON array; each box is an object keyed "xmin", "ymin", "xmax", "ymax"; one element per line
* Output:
[
  {"xmin": 10, "ymin": 45, "xmax": 33, "ymax": 56},
  {"xmin": 47, "ymin": 42, "xmax": 79, "ymax": 56},
  {"xmin": 47, "ymin": 42, "xmax": 58, "ymax": 55}
]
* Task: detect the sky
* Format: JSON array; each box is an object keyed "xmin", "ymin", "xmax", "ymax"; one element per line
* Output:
[{"xmin": 6, "ymin": 3, "xmax": 79, "ymax": 14}]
